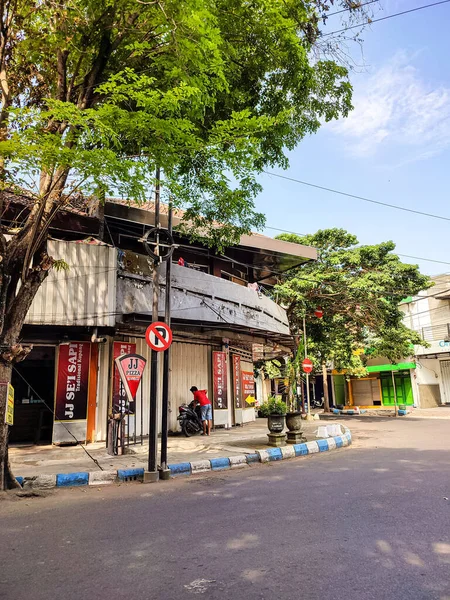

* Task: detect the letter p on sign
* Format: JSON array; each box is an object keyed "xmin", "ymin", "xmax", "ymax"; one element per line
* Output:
[{"xmin": 145, "ymin": 322, "xmax": 173, "ymax": 352}]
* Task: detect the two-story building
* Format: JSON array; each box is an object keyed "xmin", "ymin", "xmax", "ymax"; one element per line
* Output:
[
  {"xmin": 5, "ymin": 193, "xmax": 317, "ymax": 446},
  {"xmin": 401, "ymin": 274, "xmax": 450, "ymax": 408}
]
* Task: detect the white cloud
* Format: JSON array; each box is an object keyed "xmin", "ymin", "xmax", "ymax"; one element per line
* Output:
[{"xmin": 330, "ymin": 52, "xmax": 450, "ymax": 161}]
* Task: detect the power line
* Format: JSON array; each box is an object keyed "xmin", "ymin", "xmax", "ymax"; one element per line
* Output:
[
  {"xmin": 324, "ymin": 0, "xmax": 379, "ymax": 18},
  {"xmin": 323, "ymin": 0, "xmax": 450, "ymax": 36},
  {"xmin": 264, "ymin": 226, "xmax": 450, "ymax": 268},
  {"xmin": 262, "ymin": 170, "xmax": 450, "ymax": 223}
]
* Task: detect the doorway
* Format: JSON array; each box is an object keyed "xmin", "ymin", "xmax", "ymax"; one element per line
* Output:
[{"xmin": 10, "ymin": 346, "xmax": 55, "ymax": 445}]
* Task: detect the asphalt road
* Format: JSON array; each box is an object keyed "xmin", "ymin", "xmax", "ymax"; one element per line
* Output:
[{"xmin": 2, "ymin": 416, "xmax": 450, "ymax": 600}]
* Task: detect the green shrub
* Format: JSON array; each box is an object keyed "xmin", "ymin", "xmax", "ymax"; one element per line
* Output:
[{"xmin": 259, "ymin": 396, "xmax": 287, "ymax": 417}]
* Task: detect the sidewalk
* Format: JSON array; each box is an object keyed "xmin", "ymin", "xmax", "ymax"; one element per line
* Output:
[{"xmin": 10, "ymin": 419, "xmax": 330, "ymax": 478}]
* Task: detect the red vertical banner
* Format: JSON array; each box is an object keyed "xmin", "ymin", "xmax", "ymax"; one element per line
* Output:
[
  {"xmin": 113, "ymin": 342, "xmax": 136, "ymax": 413},
  {"xmin": 213, "ymin": 351, "xmax": 228, "ymax": 410},
  {"xmin": 242, "ymin": 371, "xmax": 255, "ymax": 408},
  {"xmin": 55, "ymin": 342, "xmax": 91, "ymax": 421},
  {"xmin": 232, "ymin": 355, "xmax": 242, "ymax": 409}
]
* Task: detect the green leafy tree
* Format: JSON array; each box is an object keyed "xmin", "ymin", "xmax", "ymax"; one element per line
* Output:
[
  {"xmin": 0, "ymin": 0, "xmax": 373, "ymax": 488},
  {"xmin": 275, "ymin": 229, "xmax": 432, "ymax": 411}
]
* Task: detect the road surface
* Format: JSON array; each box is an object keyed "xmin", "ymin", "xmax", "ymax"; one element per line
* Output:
[{"xmin": 1, "ymin": 416, "xmax": 450, "ymax": 600}]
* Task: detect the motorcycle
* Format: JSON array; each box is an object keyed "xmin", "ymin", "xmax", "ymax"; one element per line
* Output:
[
  {"xmin": 178, "ymin": 400, "xmax": 203, "ymax": 437},
  {"xmin": 310, "ymin": 395, "xmax": 324, "ymax": 409}
]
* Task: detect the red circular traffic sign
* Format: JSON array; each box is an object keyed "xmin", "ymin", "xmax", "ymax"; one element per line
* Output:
[
  {"xmin": 145, "ymin": 322, "xmax": 173, "ymax": 352},
  {"xmin": 302, "ymin": 358, "xmax": 313, "ymax": 373},
  {"xmin": 314, "ymin": 307, "xmax": 323, "ymax": 319}
]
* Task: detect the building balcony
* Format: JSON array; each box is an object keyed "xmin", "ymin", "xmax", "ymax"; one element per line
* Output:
[{"xmin": 117, "ymin": 262, "xmax": 290, "ymax": 338}]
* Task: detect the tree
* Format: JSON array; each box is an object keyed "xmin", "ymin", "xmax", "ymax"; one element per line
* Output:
[
  {"xmin": 275, "ymin": 229, "xmax": 432, "ymax": 411},
  {"xmin": 0, "ymin": 0, "xmax": 373, "ymax": 488}
]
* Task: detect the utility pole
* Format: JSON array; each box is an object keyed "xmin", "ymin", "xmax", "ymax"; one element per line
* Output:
[
  {"xmin": 145, "ymin": 167, "xmax": 161, "ymax": 483},
  {"xmin": 303, "ymin": 315, "xmax": 313, "ymax": 421},
  {"xmin": 159, "ymin": 202, "xmax": 172, "ymax": 479}
]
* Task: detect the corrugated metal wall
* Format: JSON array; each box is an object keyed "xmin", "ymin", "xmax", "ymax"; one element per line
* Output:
[
  {"xmin": 26, "ymin": 240, "xmax": 117, "ymax": 327},
  {"xmin": 95, "ymin": 338, "xmax": 218, "ymax": 438}
]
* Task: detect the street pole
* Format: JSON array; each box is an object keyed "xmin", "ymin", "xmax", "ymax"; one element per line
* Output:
[
  {"xmin": 145, "ymin": 167, "xmax": 161, "ymax": 483},
  {"xmin": 303, "ymin": 315, "xmax": 313, "ymax": 420},
  {"xmin": 392, "ymin": 370, "xmax": 398, "ymax": 417},
  {"xmin": 160, "ymin": 202, "xmax": 172, "ymax": 479}
]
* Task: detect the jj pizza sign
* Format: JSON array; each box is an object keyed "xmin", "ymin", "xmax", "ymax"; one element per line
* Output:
[
  {"xmin": 113, "ymin": 342, "xmax": 136, "ymax": 413},
  {"xmin": 213, "ymin": 351, "xmax": 227, "ymax": 410},
  {"xmin": 55, "ymin": 342, "xmax": 91, "ymax": 421},
  {"xmin": 114, "ymin": 353, "xmax": 147, "ymax": 411}
]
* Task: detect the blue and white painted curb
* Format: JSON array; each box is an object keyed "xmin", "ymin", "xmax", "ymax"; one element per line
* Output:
[{"xmin": 17, "ymin": 427, "xmax": 352, "ymax": 490}]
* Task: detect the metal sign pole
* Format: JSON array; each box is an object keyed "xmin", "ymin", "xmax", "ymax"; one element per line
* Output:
[
  {"xmin": 160, "ymin": 202, "xmax": 172, "ymax": 478},
  {"xmin": 303, "ymin": 315, "xmax": 312, "ymax": 421},
  {"xmin": 146, "ymin": 167, "xmax": 161, "ymax": 483}
]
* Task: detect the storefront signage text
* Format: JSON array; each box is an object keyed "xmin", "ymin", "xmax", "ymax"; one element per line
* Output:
[
  {"xmin": 213, "ymin": 351, "xmax": 228, "ymax": 410},
  {"xmin": 232, "ymin": 355, "xmax": 242, "ymax": 409},
  {"xmin": 55, "ymin": 342, "xmax": 91, "ymax": 421},
  {"xmin": 242, "ymin": 371, "xmax": 255, "ymax": 408}
]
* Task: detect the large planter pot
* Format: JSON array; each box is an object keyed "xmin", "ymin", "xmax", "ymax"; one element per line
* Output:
[
  {"xmin": 285, "ymin": 412, "xmax": 303, "ymax": 432},
  {"xmin": 267, "ymin": 414, "xmax": 285, "ymax": 433}
]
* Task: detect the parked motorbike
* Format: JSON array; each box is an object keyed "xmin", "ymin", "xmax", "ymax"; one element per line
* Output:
[
  {"xmin": 178, "ymin": 400, "xmax": 203, "ymax": 437},
  {"xmin": 310, "ymin": 396, "xmax": 324, "ymax": 409}
]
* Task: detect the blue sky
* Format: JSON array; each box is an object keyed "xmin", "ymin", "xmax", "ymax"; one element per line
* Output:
[{"xmin": 257, "ymin": 0, "xmax": 450, "ymax": 276}]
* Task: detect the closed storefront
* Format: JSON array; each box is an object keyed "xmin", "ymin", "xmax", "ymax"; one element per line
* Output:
[
  {"xmin": 380, "ymin": 372, "xmax": 414, "ymax": 406},
  {"xmin": 350, "ymin": 377, "xmax": 381, "ymax": 407},
  {"xmin": 440, "ymin": 360, "xmax": 450, "ymax": 405}
]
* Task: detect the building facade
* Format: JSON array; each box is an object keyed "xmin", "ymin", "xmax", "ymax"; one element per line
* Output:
[
  {"xmin": 8, "ymin": 197, "xmax": 317, "ymax": 446},
  {"xmin": 401, "ymin": 274, "xmax": 450, "ymax": 407}
]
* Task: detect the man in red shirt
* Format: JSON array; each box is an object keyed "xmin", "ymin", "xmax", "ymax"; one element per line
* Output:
[{"xmin": 190, "ymin": 386, "xmax": 212, "ymax": 436}]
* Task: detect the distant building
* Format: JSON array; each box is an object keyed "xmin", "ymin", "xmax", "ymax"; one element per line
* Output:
[{"xmin": 401, "ymin": 274, "xmax": 450, "ymax": 407}]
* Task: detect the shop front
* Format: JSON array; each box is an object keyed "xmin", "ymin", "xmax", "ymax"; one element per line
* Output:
[{"xmin": 332, "ymin": 362, "xmax": 416, "ymax": 409}]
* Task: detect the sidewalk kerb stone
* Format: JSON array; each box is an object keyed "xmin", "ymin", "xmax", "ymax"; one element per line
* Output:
[
  {"xmin": 210, "ymin": 457, "xmax": 231, "ymax": 471},
  {"xmin": 305, "ymin": 441, "xmax": 319, "ymax": 454},
  {"xmin": 266, "ymin": 448, "xmax": 283, "ymax": 461},
  {"xmin": 117, "ymin": 468, "xmax": 144, "ymax": 482},
  {"xmin": 257, "ymin": 449, "xmax": 270, "ymax": 463},
  {"xmin": 229, "ymin": 455, "xmax": 249, "ymax": 469},
  {"xmin": 89, "ymin": 471, "xmax": 117, "ymax": 485},
  {"xmin": 280, "ymin": 446, "xmax": 295, "ymax": 460},
  {"xmin": 23, "ymin": 474, "xmax": 56, "ymax": 490},
  {"xmin": 190, "ymin": 459, "xmax": 211, "ymax": 474},
  {"xmin": 317, "ymin": 439, "xmax": 329, "ymax": 452},
  {"xmin": 293, "ymin": 443, "xmax": 308, "ymax": 456},
  {"xmin": 246, "ymin": 452, "xmax": 260, "ymax": 464},
  {"xmin": 56, "ymin": 472, "xmax": 89, "ymax": 487},
  {"xmin": 327, "ymin": 438, "xmax": 337, "ymax": 450},
  {"xmin": 168, "ymin": 462, "xmax": 191, "ymax": 476}
]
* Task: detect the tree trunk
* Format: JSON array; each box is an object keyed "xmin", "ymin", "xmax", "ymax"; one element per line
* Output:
[
  {"xmin": 0, "ymin": 361, "xmax": 19, "ymax": 490},
  {"xmin": 322, "ymin": 362, "xmax": 330, "ymax": 413}
]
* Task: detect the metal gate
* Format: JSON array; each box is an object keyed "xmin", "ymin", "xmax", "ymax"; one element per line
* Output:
[{"xmin": 440, "ymin": 360, "xmax": 450, "ymax": 404}]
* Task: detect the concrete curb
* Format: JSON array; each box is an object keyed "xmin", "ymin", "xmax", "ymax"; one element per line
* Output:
[{"xmin": 17, "ymin": 428, "xmax": 352, "ymax": 489}]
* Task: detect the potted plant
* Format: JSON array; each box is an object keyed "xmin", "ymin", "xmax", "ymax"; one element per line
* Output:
[
  {"xmin": 266, "ymin": 396, "xmax": 287, "ymax": 433},
  {"xmin": 285, "ymin": 411, "xmax": 303, "ymax": 433}
]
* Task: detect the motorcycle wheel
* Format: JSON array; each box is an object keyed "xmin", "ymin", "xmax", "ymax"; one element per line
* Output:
[{"xmin": 182, "ymin": 421, "xmax": 198, "ymax": 437}]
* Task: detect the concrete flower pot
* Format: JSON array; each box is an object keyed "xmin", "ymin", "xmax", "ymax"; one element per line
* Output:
[
  {"xmin": 285, "ymin": 412, "xmax": 303, "ymax": 432},
  {"xmin": 267, "ymin": 414, "xmax": 285, "ymax": 433}
]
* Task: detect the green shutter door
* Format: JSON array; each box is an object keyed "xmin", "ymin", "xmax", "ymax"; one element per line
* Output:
[
  {"xmin": 333, "ymin": 375, "xmax": 345, "ymax": 406},
  {"xmin": 381, "ymin": 372, "xmax": 413, "ymax": 406}
]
